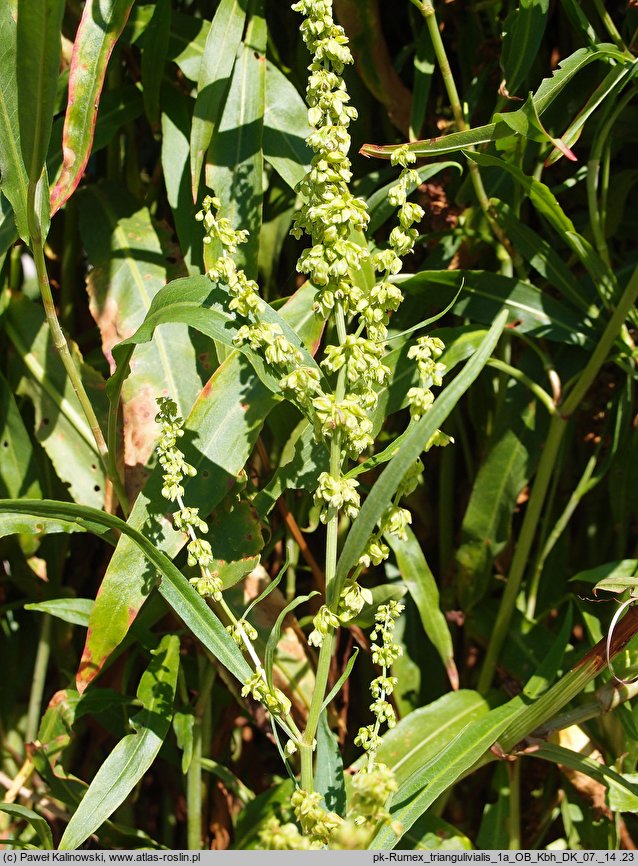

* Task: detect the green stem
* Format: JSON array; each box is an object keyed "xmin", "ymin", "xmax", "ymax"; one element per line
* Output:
[
  {"xmin": 27, "ymin": 197, "xmax": 128, "ymax": 514},
  {"xmin": 478, "ymin": 264, "xmax": 638, "ymax": 692},
  {"xmin": 300, "ymin": 307, "xmax": 349, "ymax": 792},
  {"xmin": 587, "ymin": 88, "xmax": 636, "ymax": 269},
  {"xmin": 592, "ymin": 0, "xmax": 628, "ymax": 53},
  {"xmin": 486, "ymin": 358, "xmax": 558, "ymax": 417},
  {"xmin": 508, "ymin": 759, "xmax": 521, "ymax": 850},
  {"xmin": 186, "ymin": 714, "xmax": 203, "ymax": 849},
  {"xmin": 25, "ymin": 613, "xmax": 52, "ymax": 744},
  {"xmin": 186, "ymin": 662, "xmax": 216, "ymax": 850},
  {"xmin": 418, "ymin": 1, "xmax": 519, "ymax": 272}
]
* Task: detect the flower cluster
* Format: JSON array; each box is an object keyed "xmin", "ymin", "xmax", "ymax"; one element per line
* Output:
[
  {"xmin": 241, "ymin": 668, "xmax": 292, "ymax": 717},
  {"xmin": 407, "ymin": 334, "xmax": 447, "ymax": 420},
  {"xmin": 355, "ymin": 601, "xmax": 404, "ymax": 769},
  {"xmin": 291, "ymin": 789, "xmax": 342, "ymax": 847},
  {"xmin": 197, "ymin": 196, "xmax": 304, "ymax": 375},
  {"xmin": 259, "ymin": 817, "xmax": 313, "ymax": 851},
  {"xmin": 155, "ymin": 398, "xmax": 223, "ymax": 601}
]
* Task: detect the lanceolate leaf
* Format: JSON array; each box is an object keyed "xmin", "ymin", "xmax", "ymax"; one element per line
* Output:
[
  {"xmin": 500, "ymin": 0, "xmax": 550, "ymax": 97},
  {"xmin": 350, "ymin": 690, "xmax": 488, "ymax": 786},
  {"xmin": 206, "ymin": 8, "xmax": 266, "ymax": 279},
  {"xmin": 108, "ymin": 274, "xmax": 322, "ymax": 403},
  {"xmin": 16, "ymin": 0, "xmax": 64, "ymax": 186},
  {"xmin": 190, "ymin": 0, "xmax": 247, "ymax": 201},
  {"xmin": 455, "ymin": 384, "xmax": 544, "ymax": 610},
  {"xmin": 0, "ymin": 5, "xmax": 30, "ymax": 242},
  {"xmin": 0, "ymin": 498, "xmax": 251, "ymax": 684},
  {"xmin": 140, "ymin": 0, "xmax": 171, "ymax": 127},
  {"xmin": 333, "ymin": 312, "xmax": 508, "ymax": 602},
  {"xmin": 369, "ymin": 701, "xmax": 519, "ymax": 848},
  {"xmin": 395, "ymin": 269, "xmax": 595, "ymax": 346},
  {"xmin": 59, "ymin": 634, "xmax": 180, "ymax": 850},
  {"xmin": 78, "ymin": 184, "xmax": 202, "ymax": 499},
  {"xmin": 0, "ymin": 803, "xmax": 53, "ymax": 850},
  {"xmin": 360, "ymin": 44, "xmax": 625, "ymax": 160},
  {"xmin": 386, "ymin": 528, "xmax": 457, "ymax": 689},
  {"xmin": 78, "ymin": 283, "xmax": 322, "ymax": 692},
  {"xmin": 5, "ymin": 296, "xmax": 107, "ymax": 509},
  {"xmin": 49, "ymin": 0, "xmax": 135, "ymax": 215}
]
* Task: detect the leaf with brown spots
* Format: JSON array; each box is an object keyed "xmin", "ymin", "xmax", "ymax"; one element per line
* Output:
[{"xmin": 78, "ymin": 183, "xmax": 203, "ymax": 502}]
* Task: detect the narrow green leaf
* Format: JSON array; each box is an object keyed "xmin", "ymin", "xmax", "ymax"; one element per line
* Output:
[
  {"xmin": 141, "ymin": 0, "xmax": 171, "ymax": 127},
  {"xmin": 0, "ymin": 497, "xmax": 252, "ymax": 685},
  {"xmin": 25, "ymin": 598, "xmax": 94, "ymax": 628},
  {"xmin": 369, "ymin": 701, "xmax": 519, "ymax": 848},
  {"xmin": 396, "ymin": 269, "xmax": 594, "ymax": 346},
  {"xmin": 190, "ymin": 0, "xmax": 247, "ymax": 201},
  {"xmin": 16, "ymin": 0, "xmax": 64, "ymax": 185},
  {"xmin": 49, "ymin": 0, "xmax": 135, "ymax": 214},
  {"xmin": 59, "ymin": 634, "xmax": 180, "ymax": 850},
  {"xmin": 333, "ymin": 311, "xmax": 507, "ymax": 601},
  {"xmin": 456, "ymin": 386, "xmax": 543, "ymax": 610},
  {"xmin": 387, "ymin": 527, "xmax": 457, "ymax": 688},
  {"xmin": 321, "ymin": 648, "xmax": 359, "ymax": 713},
  {"xmin": 264, "ymin": 590, "xmax": 318, "ymax": 693},
  {"xmin": 206, "ymin": 6, "xmax": 267, "ymax": 278},
  {"xmin": 528, "ymin": 742, "xmax": 638, "ymax": 803},
  {"xmin": 79, "ymin": 283, "xmax": 321, "ymax": 691},
  {"xmin": 315, "ymin": 712, "xmax": 346, "ymax": 817},
  {"xmin": 570, "ymin": 559, "xmax": 638, "ymax": 591},
  {"xmin": 361, "ymin": 44, "xmax": 625, "ymax": 161},
  {"xmin": 491, "ymin": 199, "xmax": 592, "ymax": 312},
  {"xmin": 500, "ymin": 0, "xmax": 550, "ymax": 97},
  {"xmin": 0, "ymin": 803, "xmax": 53, "ymax": 850},
  {"xmin": 467, "ymin": 151, "xmax": 619, "ymax": 306},
  {"xmin": 0, "ymin": 6, "xmax": 30, "ymax": 241},
  {"xmin": 360, "ymin": 121, "xmax": 508, "ymax": 160}
]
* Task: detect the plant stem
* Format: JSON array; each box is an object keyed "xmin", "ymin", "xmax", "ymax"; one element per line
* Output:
[
  {"xmin": 418, "ymin": 1, "xmax": 518, "ymax": 271},
  {"xmin": 486, "ymin": 358, "xmax": 558, "ymax": 417},
  {"xmin": 186, "ymin": 715, "xmax": 203, "ymax": 849},
  {"xmin": 27, "ymin": 199, "xmax": 128, "ymax": 514},
  {"xmin": 299, "ymin": 307, "xmax": 349, "ymax": 792},
  {"xmin": 187, "ymin": 662, "xmax": 216, "ymax": 850},
  {"xmin": 25, "ymin": 613, "xmax": 52, "ymax": 744},
  {"xmin": 508, "ymin": 759, "xmax": 521, "ymax": 850},
  {"xmin": 478, "ymin": 263, "xmax": 638, "ymax": 692},
  {"xmin": 592, "ymin": 0, "xmax": 628, "ymax": 54}
]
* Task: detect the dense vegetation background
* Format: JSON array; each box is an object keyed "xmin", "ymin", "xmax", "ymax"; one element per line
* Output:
[{"xmin": 1, "ymin": 0, "xmax": 638, "ymax": 851}]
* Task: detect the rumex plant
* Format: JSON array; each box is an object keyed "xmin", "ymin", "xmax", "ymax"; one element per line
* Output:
[{"xmin": 1, "ymin": 0, "xmax": 638, "ymax": 852}]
